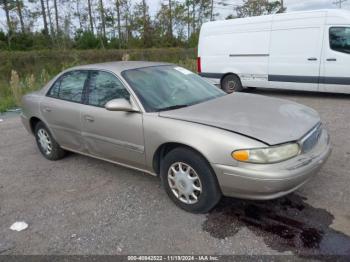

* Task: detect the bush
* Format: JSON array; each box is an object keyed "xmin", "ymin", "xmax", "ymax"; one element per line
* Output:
[{"xmin": 74, "ymin": 31, "xmax": 100, "ymax": 49}]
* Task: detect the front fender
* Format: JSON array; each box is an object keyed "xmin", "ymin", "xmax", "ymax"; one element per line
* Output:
[{"xmin": 143, "ymin": 114, "xmax": 266, "ymax": 173}]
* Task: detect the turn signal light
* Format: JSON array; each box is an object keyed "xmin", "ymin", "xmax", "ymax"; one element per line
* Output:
[{"xmin": 232, "ymin": 150, "xmax": 249, "ymax": 161}]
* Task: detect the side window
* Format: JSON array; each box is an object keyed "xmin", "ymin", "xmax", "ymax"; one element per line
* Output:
[
  {"xmin": 330, "ymin": 27, "xmax": 350, "ymax": 54},
  {"xmin": 59, "ymin": 71, "xmax": 88, "ymax": 102},
  {"xmin": 48, "ymin": 79, "xmax": 60, "ymax": 98},
  {"xmin": 48, "ymin": 71, "xmax": 88, "ymax": 102},
  {"xmin": 87, "ymin": 71, "xmax": 130, "ymax": 107}
]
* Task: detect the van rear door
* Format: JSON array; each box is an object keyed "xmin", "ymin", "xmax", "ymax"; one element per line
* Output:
[
  {"xmin": 320, "ymin": 26, "xmax": 350, "ymax": 93},
  {"xmin": 268, "ymin": 14, "xmax": 325, "ymax": 91}
]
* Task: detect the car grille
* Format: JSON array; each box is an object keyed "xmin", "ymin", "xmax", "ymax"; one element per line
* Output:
[{"xmin": 301, "ymin": 124, "xmax": 322, "ymax": 153}]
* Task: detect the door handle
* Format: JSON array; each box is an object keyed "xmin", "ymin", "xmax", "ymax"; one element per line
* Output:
[
  {"xmin": 43, "ymin": 107, "xmax": 52, "ymax": 113},
  {"xmin": 327, "ymin": 58, "xmax": 337, "ymax": 62},
  {"xmin": 308, "ymin": 57, "xmax": 318, "ymax": 61},
  {"xmin": 84, "ymin": 115, "xmax": 94, "ymax": 122}
]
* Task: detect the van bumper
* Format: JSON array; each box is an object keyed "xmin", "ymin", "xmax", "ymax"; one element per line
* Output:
[
  {"xmin": 212, "ymin": 129, "xmax": 331, "ymax": 200},
  {"xmin": 198, "ymin": 73, "xmax": 221, "ymax": 85}
]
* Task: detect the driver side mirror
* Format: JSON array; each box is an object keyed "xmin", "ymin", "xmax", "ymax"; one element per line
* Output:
[{"xmin": 105, "ymin": 98, "xmax": 140, "ymax": 112}]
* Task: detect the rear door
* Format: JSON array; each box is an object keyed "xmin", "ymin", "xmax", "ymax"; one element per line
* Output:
[
  {"xmin": 320, "ymin": 26, "xmax": 350, "ymax": 93},
  {"xmin": 268, "ymin": 26, "xmax": 323, "ymax": 91},
  {"xmin": 40, "ymin": 70, "xmax": 88, "ymax": 151},
  {"xmin": 80, "ymin": 70, "xmax": 146, "ymax": 169}
]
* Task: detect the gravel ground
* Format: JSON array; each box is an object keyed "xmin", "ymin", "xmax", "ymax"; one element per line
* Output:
[{"xmin": 0, "ymin": 89, "xmax": 350, "ymax": 256}]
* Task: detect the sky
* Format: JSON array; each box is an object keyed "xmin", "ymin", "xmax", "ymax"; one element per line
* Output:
[{"xmin": 0, "ymin": 0, "xmax": 350, "ymax": 32}]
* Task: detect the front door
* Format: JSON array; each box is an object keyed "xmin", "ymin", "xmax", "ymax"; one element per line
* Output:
[
  {"xmin": 80, "ymin": 70, "xmax": 146, "ymax": 169},
  {"xmin": 40, "ymin": 70, "xmax": 88, "ymax": 151},
  {"xmin": 320, "ymin": 26, "xmax": 350, "ymax": 93}
]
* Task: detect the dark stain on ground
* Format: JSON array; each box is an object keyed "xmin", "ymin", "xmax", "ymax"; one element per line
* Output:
[{"xmin": 203, "ymin": 194, "xmax": 350, "ymax": 255}]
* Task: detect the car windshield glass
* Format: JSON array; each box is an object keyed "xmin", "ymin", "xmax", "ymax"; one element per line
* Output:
[{"xmin": 122, "ymin": 65, "xmax": 226, "ymax": 112}]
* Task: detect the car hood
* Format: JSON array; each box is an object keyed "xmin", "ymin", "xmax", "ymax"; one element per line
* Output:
[{"xmin": 159, "ymin": 93, "xmax": 320, "ymax": 145}]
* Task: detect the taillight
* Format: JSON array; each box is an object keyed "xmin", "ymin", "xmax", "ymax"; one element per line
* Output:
[{"xmin": 197, "ymin": 57, "xmax": 201, "ymax": 73}]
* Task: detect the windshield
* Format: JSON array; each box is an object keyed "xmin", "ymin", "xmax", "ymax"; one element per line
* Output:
[{"xmin": 122, "ymin": 65, "xmax": 226, "ymax": 112}]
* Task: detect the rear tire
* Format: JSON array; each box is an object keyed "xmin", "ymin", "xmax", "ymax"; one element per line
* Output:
[
  {"xmin": 221, "ymin": 74, "xmax": 243, "ymax": 93},
  {"xmin": 34, "ymin": 122, "xmax": 66, "ymax": 161},
  {"xmin": 160, "ymin": 147, "xmax": 222, "ymax": 213}
]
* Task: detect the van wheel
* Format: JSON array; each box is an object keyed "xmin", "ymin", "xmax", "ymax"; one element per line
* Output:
[
  {"xmin": 221, "ymin": 74, "xmax": 243, "ymax": 93},
  {"xmin": 160, "ymin": 147, "xmax": 222, "ymax": 213}
]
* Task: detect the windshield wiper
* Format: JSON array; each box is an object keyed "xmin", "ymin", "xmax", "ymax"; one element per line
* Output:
[{"xmin": 157, "ymin": 104, "xmax": 189, "ymax": 112}]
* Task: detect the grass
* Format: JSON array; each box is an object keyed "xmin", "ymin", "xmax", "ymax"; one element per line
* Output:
[
  {"xmin": 0, "ymin": 48, "xmax": 196, "ymax": 112},
  {"xmin": 0, "ymin": 96, "xmax": 15, "ymax": 113}
]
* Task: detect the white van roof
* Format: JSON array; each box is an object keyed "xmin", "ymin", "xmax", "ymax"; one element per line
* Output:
[{"xmin": 201, "ymin": 9, "xmax": 350, "ymax": 31}]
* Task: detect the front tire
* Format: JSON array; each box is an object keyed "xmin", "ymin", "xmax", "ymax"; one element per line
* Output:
[
  {"xmin": 221, "ymin": 74, "xmax": 243, "ymax": 93},
  {"xmin": 34, "ymin": 122, "xmax": 66, "ymax": 161},
  {"xmin": 160, "ymin": 147, "xmax": 222, "ymax": 213}
]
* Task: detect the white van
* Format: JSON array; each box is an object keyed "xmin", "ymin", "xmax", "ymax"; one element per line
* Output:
[{"xmin": 198, "ymin": 9, "xmax": 350, "ymax": 94}]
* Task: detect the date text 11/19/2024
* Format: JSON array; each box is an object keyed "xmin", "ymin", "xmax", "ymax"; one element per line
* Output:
[{"xmin": 127, "ymin": 255, "xmax": 219, "ymax": 261}]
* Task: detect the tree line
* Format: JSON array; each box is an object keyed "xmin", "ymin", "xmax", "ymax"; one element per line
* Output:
[{"xmin": 0, "ymin": 0, "xmax": 284, "ymax": 50}]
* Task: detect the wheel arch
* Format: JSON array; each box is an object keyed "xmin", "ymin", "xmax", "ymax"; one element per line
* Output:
[
  {"xmin": 152, "ymin": 142, "xmax": 212, "ymax": 176},
  {"xmin": 29, "ymin": 116, "xmax": 42, "ymax": 134}
]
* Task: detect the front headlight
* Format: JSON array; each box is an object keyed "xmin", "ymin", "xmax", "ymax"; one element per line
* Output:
[{"xmin": 232, "ymin": 143, "xmax": 300, "ymax": 164}]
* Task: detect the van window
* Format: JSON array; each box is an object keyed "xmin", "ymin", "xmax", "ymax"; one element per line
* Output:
[{"xmin": 330, "ymin": 27, "xmax": 350, "ymax": 54}]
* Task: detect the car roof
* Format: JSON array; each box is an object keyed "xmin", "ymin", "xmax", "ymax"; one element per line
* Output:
[
  {"xmin": 38, "ymin": 61, "xmax": 175, "ymax": 96},
  {"xmin": 69, "ymin": 61, "xmax": 173, "ymax": 75}
]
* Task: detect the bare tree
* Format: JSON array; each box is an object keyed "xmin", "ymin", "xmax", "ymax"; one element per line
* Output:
[
  {"xmin": 115, "ymin": 0, "xmax": 122, "ymax": 48},
  {"xmin": 210, "ymin": 0, "xmax": 214, "ymax": 20},
  {"xmin": 99, "ymin": 0, "xmax": 106, "ymax": 38},
  {"xmin": 0, "ymin": 0, "xmax": 14, "ymax": 48},
  {"xmin": 0, "ymin": 0, "xmax": 13, "ymax": 32},
  {"xmin": 15, "ymin": 0, "xmax": 25, "ymax": 33},
  {"xmin": 333, "ymin": 0, "xmax": 348, "ymax": 8},
  {"xmin": 87, "ymin": 0, "xmax": 94, "ymax": 33},
  {"xmin": 186, "ymin": 0, "xmax": 190, "ymax": 39},
  {"xmin": 75, "ymin": 0, "xmax": 83, "ymax": 29},
  {"xmin": 53, "ymin": 0, "xmax": 59, "ymax": 33},
  {"xmin": 124, "ymin": 0, "xmax": 131, "ymax": 44},
  {"xmin": 39, "ymin": 0, "xmax": 49, "ymax": 35},
  {"xmin": 142, "ymin": 0, "xmax": 148, "ymax": 46},
  {"xmin": 278, "ymin": 0, "xmax": 286, "ymax": 13},
  {"xmin": 168, "ymin": 0, "xmax": 173, "ymax": 41},
  {"xmin": 192, "ymin": 0, "xmax": 195, "ymax": 33},
  {"xmin": 46, "ymin": 0, "xmax": 54, "ymax": 36}
]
